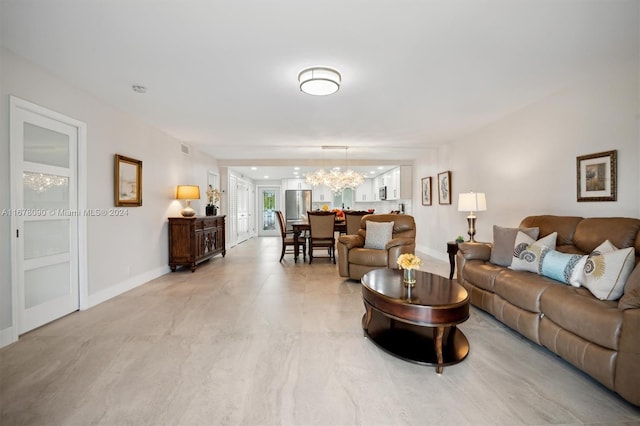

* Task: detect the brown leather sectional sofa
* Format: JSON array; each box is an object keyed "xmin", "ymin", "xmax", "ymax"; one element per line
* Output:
[{"xmin": 456, "ymin": 215, "xmax": 640, "ymax": 406}]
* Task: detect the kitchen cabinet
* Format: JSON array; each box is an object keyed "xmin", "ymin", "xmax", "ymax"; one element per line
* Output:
[
  {"xmin": 312, "ymin": 185, "xmax": 333, "ymax": 203},
  {"xmin": 355, "ymin": 179, "xmax": 373, "ymax": 202},
  {"xmin": 371, "ymin": 177, "xmax": 380, "ymax": 201},
  {"xmin": 284, "ymin": 178, "xmax": 312, "ymax": 190},
  {"xmin": 387, "ymin": 168, "xmax": 400, "ymax": 200},
  {"xmin": 380, "ymin": 166, "xmax": 412, "ymax": 200}
]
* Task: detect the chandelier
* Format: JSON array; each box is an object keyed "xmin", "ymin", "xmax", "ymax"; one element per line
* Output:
[{"xmin": 304, "ymin": 147, "xmax": 366, "ymax": 193}]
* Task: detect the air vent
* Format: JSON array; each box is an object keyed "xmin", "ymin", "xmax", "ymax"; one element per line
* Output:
[{"xmin": 180, "ymin": 143, "xmax": 190, "ymax": 155}]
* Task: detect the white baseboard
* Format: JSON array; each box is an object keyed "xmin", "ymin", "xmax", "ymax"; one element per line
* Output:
[
  {"xmin": 86, "ymin": 265, "xmax": 170, "ymax": 309},
  {"xmin": 0, "ymin": 266, "xmax": 170, "ymax": 349},
  {"xmin": 0, "ymin": 326, "xmax": 17, "ymax": 349}
]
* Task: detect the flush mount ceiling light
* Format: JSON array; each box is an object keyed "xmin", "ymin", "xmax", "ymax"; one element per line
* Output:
[{"xmin": 298, "ymin": 66, "xmax": 341, "ymax": 96}]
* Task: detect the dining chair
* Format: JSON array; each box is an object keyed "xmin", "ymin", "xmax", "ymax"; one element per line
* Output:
[
  {"xmin": 344, "ymin": 211, "xmax": 369, "ymax": 236},
  {"xmin": 276, "ymin": 210, "xmax": 304, "ymax": 262},
  {"xmin": 307, "ymin": 211, "xmax": 337, "ymax": 263}
]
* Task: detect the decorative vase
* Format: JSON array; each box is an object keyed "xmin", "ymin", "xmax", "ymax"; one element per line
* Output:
[
  {"xmin": 206, "ymin": 205, "xmax": 214, "ymax": 216},
  {"xmin": 403, "ymin": 268, "xmax": 416, "ymax": 287}
]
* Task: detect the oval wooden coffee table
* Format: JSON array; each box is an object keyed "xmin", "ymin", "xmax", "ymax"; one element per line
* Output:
[{"xmin": 361, "ymin": 268, "xmax": 470, "ymax": 373}]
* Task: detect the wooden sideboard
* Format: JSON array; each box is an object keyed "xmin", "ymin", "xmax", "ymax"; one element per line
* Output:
[{"xmin": 168, "ymin": 216, "xmax": 226, "ymax": 272}]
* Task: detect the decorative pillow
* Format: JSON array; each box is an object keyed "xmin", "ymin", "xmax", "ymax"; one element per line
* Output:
[
  {"xmin": 582, "ymin": 240, "xmax": 635, "ymax": 301},
  {"xmin": 539, "ymin": 249, "xmax": 587, "ymax": 286},
  {"xmin": 364, "ymin": 221, "xmax": 394, "ymax": 250},
  {"xmin": 490, "ymin": 225, "xmax": 540, "ymax": 266},
  {"xmin": 509, "ymin": 231, "xmax": 557, "ymax": 273}
]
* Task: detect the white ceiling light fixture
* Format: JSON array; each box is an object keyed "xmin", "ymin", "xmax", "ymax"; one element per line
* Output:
[{"xmin": 298, "ymin": 66, "xmax": 341, "ymax": 96}]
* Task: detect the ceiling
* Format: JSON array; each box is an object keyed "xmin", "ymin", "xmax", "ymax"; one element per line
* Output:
[{"xmin": 1, "ymin": 1, "xmax": 634, "ymax": 174}]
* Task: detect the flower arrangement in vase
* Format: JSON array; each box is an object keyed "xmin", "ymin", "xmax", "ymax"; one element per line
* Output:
[
  {"xmin": 397, "ymin": 253, "xmax": 422, "ymax": 287},
  {"xmin": 206, "ymin": 185, "xmax": 221, "ymax": 216}
]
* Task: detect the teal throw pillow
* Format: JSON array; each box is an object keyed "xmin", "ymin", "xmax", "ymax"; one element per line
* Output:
[{"xmin": 539, "ymin": 249, "xmax": 587, "ymax": 286}]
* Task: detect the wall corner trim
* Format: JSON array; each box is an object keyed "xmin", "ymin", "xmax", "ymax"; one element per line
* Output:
[{"xmin": 0, "ymin": 326, "xmax": 16, "ymax": 349}]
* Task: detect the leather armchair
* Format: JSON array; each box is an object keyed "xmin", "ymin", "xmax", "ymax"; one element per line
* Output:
[{"xmin": 337, "ymin": 214, "xmax": 416, "ymax": 280}]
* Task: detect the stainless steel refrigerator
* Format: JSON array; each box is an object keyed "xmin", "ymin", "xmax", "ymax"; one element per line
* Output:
[{"xmin": 285, "ymin": 189, "xmax": 312, "ymax": 230}]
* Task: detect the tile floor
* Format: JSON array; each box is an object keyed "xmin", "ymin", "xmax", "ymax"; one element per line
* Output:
[{"xmin": 1, "ymin": 237, "xmax": 639, "ymax": 425}]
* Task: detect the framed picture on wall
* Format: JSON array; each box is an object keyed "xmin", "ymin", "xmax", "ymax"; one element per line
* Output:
[
  {"xmin": 438, "ymin": 171, "xmax": 451, "ymax": 205},
  {"xmin": 421, "ymin": 177, "xmax": 432, "ymax": 206},
  {"xmin": 114, "ymin": 154, "xmax": 142, "ymax": 206},
  {"xmin": 576, "ymin": 150, "xmax": 617, "ymax": 202}
]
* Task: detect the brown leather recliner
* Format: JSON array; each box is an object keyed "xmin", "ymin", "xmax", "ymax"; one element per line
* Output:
[{"xmin": 337, "ymin": 214, "xmax": 416, "ymax": 280}]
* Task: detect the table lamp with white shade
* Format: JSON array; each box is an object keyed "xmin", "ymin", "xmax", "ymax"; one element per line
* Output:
[
  {"xmin": 457, "ymin": 192, "xmax": 487, "ymax": 242},
  {"xmin": 176, "ymin": 185, "xmax": 200, "ymax": 217}
]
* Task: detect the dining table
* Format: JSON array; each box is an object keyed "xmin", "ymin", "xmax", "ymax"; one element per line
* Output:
[{"xmin": 291, "ymin": 219, "xmax": 346, "ymax": 262}]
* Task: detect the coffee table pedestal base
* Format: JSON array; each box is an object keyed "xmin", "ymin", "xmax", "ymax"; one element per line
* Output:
[{"xmin": 363, "ymin": 309, "xmax": 469, "ymax": 373}]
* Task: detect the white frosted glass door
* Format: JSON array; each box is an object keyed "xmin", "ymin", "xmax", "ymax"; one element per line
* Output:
[{"xmin": 13, "ymin": 107, "xmax": 79, "ymax": 334}]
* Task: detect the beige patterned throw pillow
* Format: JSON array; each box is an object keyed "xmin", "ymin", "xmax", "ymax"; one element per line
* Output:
[
  {"xmin": 509, "ymin": 231, "xmax": 557, "ymax": 274},
  {"xmin": 582, "ymin": 240, "xmax": 635, "ymax": 301}
]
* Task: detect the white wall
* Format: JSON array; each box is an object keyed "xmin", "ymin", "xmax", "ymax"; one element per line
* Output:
[
  {"xmin": 0, "ymin": 48, "xmax": 219, "ymax": 343},
  {"xmin": 415, "ymin": 62, "xmax": 640, "ymax": 261}
]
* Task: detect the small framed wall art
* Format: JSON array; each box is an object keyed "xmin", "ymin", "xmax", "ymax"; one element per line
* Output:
[
  {"xmin": 114, "ymin": 154, "xmax": 142, "ymax": 206},
  {"xmin": 438, "ymin": 171, "xmax": 451, "ymax": 205},
  {"xmin": 421, "ymin": 177, "xmax": 432, "ymax": 206},
  {"xmin": 576, "ymin": 150, "xmax": 617, "ymax": 202}
]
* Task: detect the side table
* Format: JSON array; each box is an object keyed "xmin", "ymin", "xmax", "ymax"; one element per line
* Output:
[{"xmin": 447, "ymin": 241, "xmax": 459, "ymax": 280}]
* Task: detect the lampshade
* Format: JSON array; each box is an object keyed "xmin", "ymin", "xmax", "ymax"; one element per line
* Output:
[
  {"xmin": 176, "ymin": 185, "xmax": 200, "ymax": 217},
  {"xmin": 298, "ymin": 66, "xmax": 341, "ymax": 96},
  {"xmin": 458, "ymin": 192, "xmax": 487, "ymax": 242},
  {"xmin": 176, "ymin": 185, "xmax": 200, "ymax": 200},
  {"xmin": 458, "ymin": 192, "xmax": 487, "ymax": 212}
]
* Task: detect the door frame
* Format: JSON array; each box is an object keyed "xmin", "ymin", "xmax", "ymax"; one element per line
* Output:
[
  {"xmin": 235, "ymin": 177, "xmax": 251, "ymax": 244},
  {"xmin": 256, "ymin": 185, "xmax": 281, "ymax": 237},
  {"xmin": 9, "ymin": 96, "xmax": 88, "ymax": 344}
]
